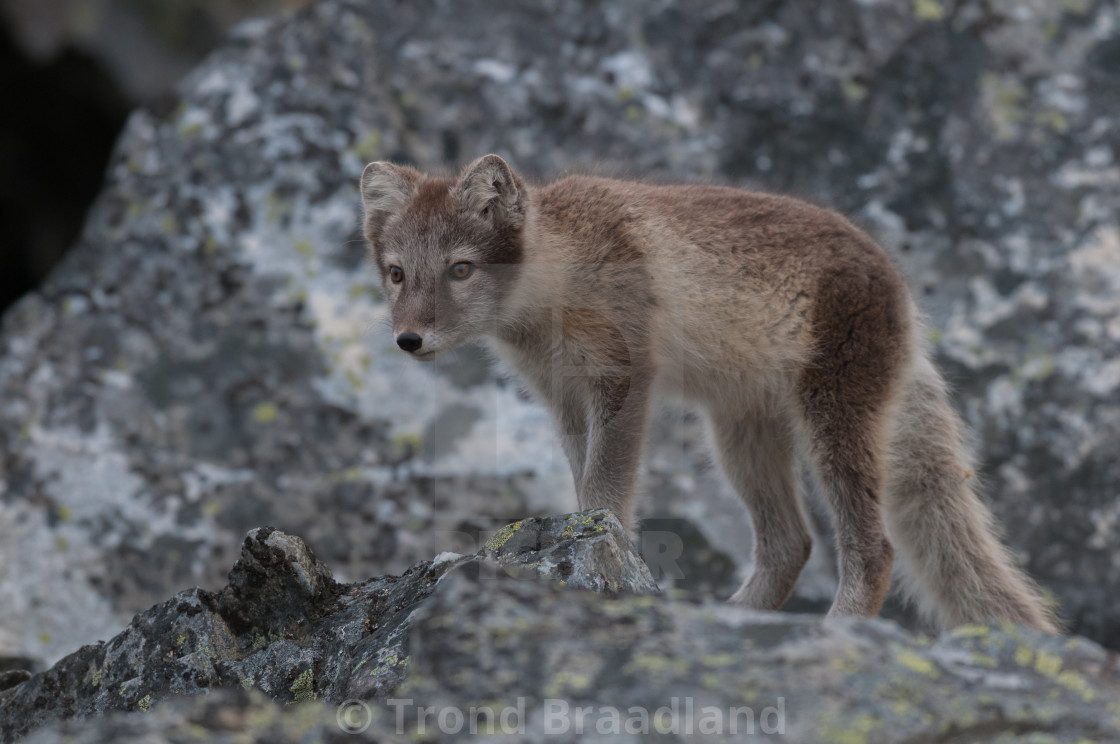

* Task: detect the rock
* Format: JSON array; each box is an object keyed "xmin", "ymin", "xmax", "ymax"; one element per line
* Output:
[
  {"xmin": 0, "ymin": 509, "xmax": 653, "ymax": 742},
  {"xmin": 398, "ymin": 574, "xmax": 1120, "ymax": 742},
  {"xmin": 481, "ymin": 511, "xmax": 659, "ymax": 596},
  {"xmin": 11, "ymin": 517, "xmax": 1120, "ymax": 743},
  {"xmin": 0, "ymin": 0, "xmax": 1118, "ymax": 669},
  {"xmin": 216, "ymin": 527, "xmax": 338, "ymax": 637}
]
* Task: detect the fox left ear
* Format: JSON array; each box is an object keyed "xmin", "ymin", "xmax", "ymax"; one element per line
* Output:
[
  {"xmin": 454, "ymin": 154, "xmax": 526, "ymax": 230},
  {"xmin": 360, "ymin": 161, "xmax": 420, "ymax": 243}
]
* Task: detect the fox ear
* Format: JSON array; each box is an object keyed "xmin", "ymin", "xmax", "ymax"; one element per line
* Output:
[
  {"xmin": 454, "ymin": 154, "xmax": 525, "ymax": 230},
  {"xmin": 360, "ymin": 162, "xmax": 419, "ymax": 242}
]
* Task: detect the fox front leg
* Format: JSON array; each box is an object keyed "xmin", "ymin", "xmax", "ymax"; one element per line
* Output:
[{"xmin": 574, "ymin": 368, "xmax": 652, "ymax": 529}]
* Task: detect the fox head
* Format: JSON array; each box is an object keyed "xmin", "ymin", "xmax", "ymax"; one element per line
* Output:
[{"xmin": 360, "ymin": 154, "xmax": 527, "ymax": 360}]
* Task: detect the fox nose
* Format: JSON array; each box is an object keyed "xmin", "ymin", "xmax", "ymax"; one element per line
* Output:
[{"xmin": 396, "ymin": 332, "xmax": 423, "ymax": 352}]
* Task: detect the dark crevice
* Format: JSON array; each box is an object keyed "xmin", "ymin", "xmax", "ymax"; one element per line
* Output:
[{"xmin": 0, "ymin": 19, "xmax": 132, "ymax": 315}]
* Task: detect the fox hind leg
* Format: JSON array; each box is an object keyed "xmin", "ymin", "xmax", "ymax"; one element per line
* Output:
[
  {"xmin": 709, "ymin": 410, "xmax": 813, "ymax": 611},
  {"xmin": 804, "ymin": 425, "xmax": 895, "ymax": 618},
  {"xmin": 797, "ymin": 352, "xmax": 900, "ymax": 618}
]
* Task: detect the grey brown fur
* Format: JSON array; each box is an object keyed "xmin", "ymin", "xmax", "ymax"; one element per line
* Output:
[{"xmin": 359, "ymin": 154, "xmax": 1059, "ymax": 633}]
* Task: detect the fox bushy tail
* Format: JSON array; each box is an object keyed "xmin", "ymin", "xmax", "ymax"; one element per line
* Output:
[{"xmin": 883, "ymin": 352, "xmax": 1059, "ymax": 633}]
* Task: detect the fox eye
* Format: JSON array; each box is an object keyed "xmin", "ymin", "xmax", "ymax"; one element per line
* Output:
[
  {"xmin": 388, "ymin": 266, "xmax": 403, "ymax": 284},
  {"xmin": 449, "ymin": 262, "xmax": 474, "ymax": 280}
]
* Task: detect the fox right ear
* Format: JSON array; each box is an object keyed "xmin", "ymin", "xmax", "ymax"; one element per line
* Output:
[
  {"xmin": 360, "ymin": 162, "xmax": 419, "ymax": 242},
  {"xmin": 454, "ymin": 154, "xmax": 526, "ymax": 230}
]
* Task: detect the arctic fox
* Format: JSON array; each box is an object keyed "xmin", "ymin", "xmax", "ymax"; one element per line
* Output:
[{"xmin": 358, "ymin": 154, "xmax": 1057, "ymax": 632}]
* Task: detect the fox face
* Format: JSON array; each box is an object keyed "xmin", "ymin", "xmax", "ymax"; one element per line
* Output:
[{"xmin": 360, "ymin": 155, "xmax": 526, "ymax": 359}]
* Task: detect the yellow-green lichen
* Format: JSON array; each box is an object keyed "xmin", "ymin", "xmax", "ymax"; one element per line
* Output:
[
  {"xmin": 623, "ymin": 652, "xmax": 690, "ymax": 677},
  {"xmin": 981, "ymin": 73, "xmax": 1027, "ymax": 141},
  {"xmin": 485, "ymin": 520, "xmax": 526, "ymax": 552},
  {"xmin": 370, "ymin": 653, "xmax": 410, "ymax": 678},
  {"xmin": 842, "ymin": 80, "xmax": 868, "ymax": 102},
  {"xmin": 950, "ymin": 624, "xmax": 990, "ymax": 638},
  {"xmin": 1035, "ymin": 108, "xmax": 1068, "ymax": 134},
  {"xmin": 339, "ymin": 466, "xmax": 363, "ymax": 483},
  {"xmin": 895, "ymin": 648, "xmax": 938, "ymax": 677},
  {"xmin": 1034, "ymin": 650, "xmax": 1062, "ymax": 678},
  {"xmin": 700, "ymin": 653, "xmax": 737, "ymax": 668},
  {"xmin": 890, "ymin": 699, "xmax": 913, "ymax": 716},
  {"xmin": 138, "ymin": 695, "xmax": 151, "ymax": 712},
  {"xmin": 913, "ymin": 0, "xmax": 945, "ymax": 21},
  {"xmin": 561, "ymin": 513, "xmax": 604, "ymax": 537},
  {"xmin": 391, "ymin": 432, "xmax": 423, "ymax": 453},
  {"xmin": 345, "ymin": 368, "xmax": 365, "ymax": 391},
  {"xmin": 544, "ymin": 669, "xmax": 593, "ymax": 698},
  {"xmin": 352, "ymin": 129, "xmax": 382, "ymax": 161},
  {"xmin": 289, "ymin": 668, "xmax": 317, "ymax": 703},
  {"xmin": 971, "ymin": 652, "xmax": 999, "ymax": 668},
  {"xmin": 251, "ymin": 401, "xmax": 280, "ymax": 424},
  {"xmin": 91, "ymin": 668, "xmax": 103, "ymax": 687},
  {"xmin": 1056, "ymin": 669, "xmax": 1095, "ymax": 702},
  {"xmin": 700, "ymin": 672, "xmax": 722, "ymax": 690},
  {"xmin": 160, "ymin": 214, "xmax": 179, "ymax": 236},
  {"xmin": 817, "ymin": 712, "xmax": 881, "ymax": 744}
]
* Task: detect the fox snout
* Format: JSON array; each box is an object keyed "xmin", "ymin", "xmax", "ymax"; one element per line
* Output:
[{"xmin": 396, "ymin": 332, "xmax": 423, "ymax": 353}]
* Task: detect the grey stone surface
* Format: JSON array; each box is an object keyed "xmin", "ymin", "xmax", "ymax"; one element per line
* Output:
[
  {"xmin": 0, "ymin": 0, "xmax": 1118, "ymax": 675},
  {"xmin": 9, "ymin": 516, "xmax": 1120, "ymax": 743}
]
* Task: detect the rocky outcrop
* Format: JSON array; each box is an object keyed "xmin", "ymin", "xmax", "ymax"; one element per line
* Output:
[
  {"xmin": 0, "ymin": 510, "xmax": 655, "ymax": 741},
  {"xmin": 0, "ymin": 0, "xmax": 1118, "ymax": 676},
  {"xmin": 7, "ymin": 514, "xmax": 1120, "ymax": 743}
]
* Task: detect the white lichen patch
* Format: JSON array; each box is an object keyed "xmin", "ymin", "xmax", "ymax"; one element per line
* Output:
[{"xmin": 1, "ymin": 423, "xmax": 148, "ymax": 663}]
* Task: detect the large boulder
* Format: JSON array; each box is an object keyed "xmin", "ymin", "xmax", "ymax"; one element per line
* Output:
[{"xmin": 0, "ymin": 0, "xmax": 1117, "ymax": 673}]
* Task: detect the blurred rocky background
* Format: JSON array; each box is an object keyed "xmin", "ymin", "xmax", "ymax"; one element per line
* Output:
[
  {"xmin": 0, "ymin": 0, "xmax": 1118, "ymax": 682},
  {"xmin": 0, "ymin": 0, "xmax": 314, "ymax": 315}
]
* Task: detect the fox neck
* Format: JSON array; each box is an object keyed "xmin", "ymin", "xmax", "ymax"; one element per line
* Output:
[{"xmin": 490, "ymin": 195, "xmax": 570, "ymax": 337}]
